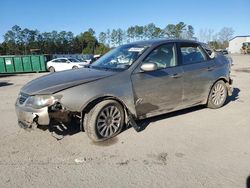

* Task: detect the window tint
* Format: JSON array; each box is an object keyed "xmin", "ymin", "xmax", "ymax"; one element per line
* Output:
[
  {"xmin": 143, "ymin": 43, "xmax": 176, "ymax": 69},
  {"xmin": 180, "ymin": 44, "xmax": 207, "ymax": 65},
  {"xmin": 60, "ymin": 59, "xmax": 67, "ymax": 63},
  {"xmin": 54, "ymin": 59, "xmax": 64, "ymax": 63},
  {"xmin": 68, "ymin": 58, "xmax": 80, "ymax": 62}
]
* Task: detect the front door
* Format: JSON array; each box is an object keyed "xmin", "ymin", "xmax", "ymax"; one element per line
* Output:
[{"xmin": 131, "ymin": 43, "xmax": 184, "ymax": 118}]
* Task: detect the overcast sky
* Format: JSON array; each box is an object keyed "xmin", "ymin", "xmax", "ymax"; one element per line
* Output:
[{"xmin": 1, "ymin": 0, "xmax": 249, "ymax": 41}]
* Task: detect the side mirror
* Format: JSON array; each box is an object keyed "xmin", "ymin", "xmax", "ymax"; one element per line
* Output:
[
  {"xmin": 206, "ymin": 49, "xmax": 212, "ymax": 56},
  {"xmin": 222, "ymin": 50, "xmax": 228, "ymax": 55},
  {"xmin": 140, "ymin": 63, "xmax": 158, "ymax": 72},
  {"xmin": 209, "ymin": 51, "xmax": 216, "ymax": 59},
  {"xmin": 66, "ymin": 60, "xmax": 71, "ymax": 63}
]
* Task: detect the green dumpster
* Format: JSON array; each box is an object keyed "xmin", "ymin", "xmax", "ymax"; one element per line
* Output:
[
  {"xmin": 0, "ymin": 55, "xmax": 47, "ymax": 74},
  {"xmin": 0, "ymin": 58, "xmax": 5, "ymax": 72},
  {"xmin": 13, "ymin": 57, "xmax": 23, "ymax": 72},
  {"xmin": 5, "ymin": 57, "xmax": 15, "ymax": 73},
  {"xmin": 22, "ymin": 56, "xmax": 33, "ymax": 72}
]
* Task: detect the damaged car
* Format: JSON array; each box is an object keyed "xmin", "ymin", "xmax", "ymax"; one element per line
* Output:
[{"xmin": 15, "ymin": 39, "xmax": 233, "ymax": 142}]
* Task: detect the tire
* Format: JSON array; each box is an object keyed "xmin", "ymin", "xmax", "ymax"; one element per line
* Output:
[
  {"xmin": 207, "ymin": 80, "xmax": 228, "ymax": 109},
  {"xmin": 48, "ymin": 66, "xmax": 55, "ymax": 72},
  {"xmin": 84, "ymin": 100, "xmax": 125, "ymax": 142},
  {"xmin": 72, "ymin": 66, "xmax": 78, "ymax": 69}
]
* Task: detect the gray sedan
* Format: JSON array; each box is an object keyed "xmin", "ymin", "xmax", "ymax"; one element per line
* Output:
[{"xmin": 15, "ymin": 39, "xmax": 233, "ymax": 142}]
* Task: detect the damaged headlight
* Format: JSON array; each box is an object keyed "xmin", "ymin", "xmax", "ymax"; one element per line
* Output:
[{"xmin": 25, "ymin": 95, "xmax": 58, "ymax": 109}]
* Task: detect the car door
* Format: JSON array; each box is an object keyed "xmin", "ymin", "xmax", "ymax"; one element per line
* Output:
[
  {"xmin": 59, "ymin": 58, "xmax": 70, "ymax": 71},
  {"xmin": 131, "ymin": 43, "xmax": 184, "ymax": 117},
  {"xmin": 50, "ymin": 59, "xmax": 61, "ymax": 71},
  {"xmin": 48, "ymin": 59, "xmax": 57, "ymax": 70},
  {"xmin": 178, "ymin": 42, "xmax": 216, "ymax": 106},
  {"xmin": 52, "ymin": 58, "xmax": 62, "ymax": 71}
]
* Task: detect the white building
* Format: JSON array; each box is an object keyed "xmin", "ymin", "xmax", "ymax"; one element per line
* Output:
[{"xmin": 228, "ymin": 36, "xmax": 250, "ymax": 53}]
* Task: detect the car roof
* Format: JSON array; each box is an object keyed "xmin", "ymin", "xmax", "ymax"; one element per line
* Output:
[{"xmin": 127, "ymin": 39, "xmax": 201, "ymax": 47}]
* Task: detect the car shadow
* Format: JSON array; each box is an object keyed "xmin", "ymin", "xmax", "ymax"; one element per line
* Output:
[
  {"xmin": 133, "ymin": 87, "xmax": 241, "ymax": 132},
  {"xmin": 0, "ymin": 81, "xmax": 13, "ymax": 87},
  {"xmin": 37, "ymin": 88, "xmax": 241, "ymax": 140},
  {"xmin": 37, "ymin": 106, "xmax": 205, "ymax": 140},
  {"xmin": 128, "ymin": 105, "xmax": 205, "ymax": 132},
  {"xmin": 225, "ymin": 87, "xmax": 240, "ymax": 105},
  {"xmin": 247, "ymin": 176, "xmax": 250, "ymax": 188},
  {"xmin": 0, "ymin": 74, "xmax": 16, "ymax": 77},
  {"xmin": 37, "ymin": 119, "xmax": 81, "ymax": 140}
]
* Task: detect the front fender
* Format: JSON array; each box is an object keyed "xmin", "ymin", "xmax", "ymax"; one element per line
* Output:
[
  {"xmin": 79, "ymin": 94, "xmax": 136, "ymax": 115},
  {"xmin": 55, "ymin": 73, "xmax": 137, "ymax": 117}
]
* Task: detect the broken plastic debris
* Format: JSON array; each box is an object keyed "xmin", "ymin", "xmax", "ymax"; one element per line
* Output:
[
  {"xmin": 74, "ymin": 157, "xmax": 86, "ymax": 163},
  {"xmin": 51, "ymin": 132, "xmax": 64, "ymax": 140}
]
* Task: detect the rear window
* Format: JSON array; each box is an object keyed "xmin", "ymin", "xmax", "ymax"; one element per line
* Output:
[
  {"xmin": 52, "ymin": 59, "xmax": 61, "ymax": 62},
  {"xmin": 60, "ymin": 59, "xmax": 67, "ymax": 62},
  {"xmin": 68, "ymin": 58, "xmax": 80, "ymax": 62}
]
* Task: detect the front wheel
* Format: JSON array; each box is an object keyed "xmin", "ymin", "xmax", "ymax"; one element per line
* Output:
[
  {"xmin": 207, "ymin": 80, "xmax": 228, "ymax": 109},
  {"xmin": 84, "ymin": 100, "xmax": 125, "ymax": 142}
]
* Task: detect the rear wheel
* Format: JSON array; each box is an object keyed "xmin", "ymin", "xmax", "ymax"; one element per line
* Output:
[
  {"xmin": 48, "ymin": 66, "xmax": 55, "ymax": 72},
  {"xmin": 72, "ymin": 66, "xmax": 78, "ymax": 69},
  {"xmin": 207, "ymin": 80, "xmax": 228, "ymax": 109},
  {"xmin": 84, "ymin": 100, "xmax": 124, "ymax": 142}
]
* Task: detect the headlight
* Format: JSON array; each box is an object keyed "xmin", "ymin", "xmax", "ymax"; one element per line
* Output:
[{"xmin": 25, "ymin": 95, "xmax": 57, "ymax": 109}]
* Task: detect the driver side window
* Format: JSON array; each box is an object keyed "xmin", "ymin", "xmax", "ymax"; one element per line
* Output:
[
  {"xmin": 60, "ymin": 59, "xmax": 68, "ymax": 63},
  {"xmin": 143, "ymin": 43, "xmax": 176, "ymax": 69}
]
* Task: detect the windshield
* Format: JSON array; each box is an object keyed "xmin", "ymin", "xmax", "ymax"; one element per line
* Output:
[
  {"xmin": 90, "ymin": 44, "xmax": 148, "ymax": 70},
  {"xmin": 68, "ymin": 58, "xmax": 80, "ymax": 62}
]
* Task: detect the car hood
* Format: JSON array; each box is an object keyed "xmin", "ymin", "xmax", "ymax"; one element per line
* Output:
[{"xmin": 21, "ymin": 68, "xmax": 117, "ymax": 95}]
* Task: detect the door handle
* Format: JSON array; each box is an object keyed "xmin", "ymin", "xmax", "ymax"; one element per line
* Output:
[
  {"xmin": 207, "ymin": 67, "xmax": 214, "ymax": 71},
  {"xmin": 170, "ymin": 73, "xmax": 182, "ymax": 78}
]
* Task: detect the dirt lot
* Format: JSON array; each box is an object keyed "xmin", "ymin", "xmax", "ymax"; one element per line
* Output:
[{"xmin": 0, "ymin": 55, "xmax": 250, "ymax": 188}]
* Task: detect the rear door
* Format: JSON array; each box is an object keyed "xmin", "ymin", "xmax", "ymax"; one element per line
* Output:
[
  {"xmin": 131, "ymin": 43, "xmax": 184, "ymax": 117},
  {"xmin": 178, "ymin": 42, "xmax": 215, "ymax": 106}
]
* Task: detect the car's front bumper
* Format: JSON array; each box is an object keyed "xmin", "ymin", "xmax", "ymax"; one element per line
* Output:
[{"xmin": 15, "ymin": 103, "xmax": 50, "ymax": 128}]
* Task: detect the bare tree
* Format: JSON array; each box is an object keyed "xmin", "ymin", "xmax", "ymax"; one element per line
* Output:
[
  {"xmin": 198, "ymin": 28, "xmax": 214, "ymax": 42},
  {"xmin": 207, "ymin": 29, "xmax": 214, "ymax": 42},
  {"xmin": 198, "ymin": 29, "xmax": 207, "ymax": 42},
  {"xmin": 218, "ymin": 27, "xmax": 234, "ymax": 43},
  {"xmin": 182, "ymin": 25, "xmax": 195, "ymax": 40}
]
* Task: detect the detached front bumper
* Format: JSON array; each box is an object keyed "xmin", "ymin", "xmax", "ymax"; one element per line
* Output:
[{"xmin": 15, "ymin": 103, "xmax": 50, "ymax": 128}]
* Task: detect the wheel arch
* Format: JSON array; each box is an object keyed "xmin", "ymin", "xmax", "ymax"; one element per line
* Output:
[
  {"xmin": 81, "ymin": 95, "xmax": 135, "ymax": 124},
  {"xmin": 206, "ymin": 77, "xmax": 229, "ymax": 104},
  {"xmin": 47, "ymin": 66, "xmax": 55, "ymax": 71},
  {"xmin": 217, "ymin": 77, "xmax": 228, "ymax": 84},
  {"xmin": 209, "ymin": 77, "xmax": 229, "ymax": 92}
]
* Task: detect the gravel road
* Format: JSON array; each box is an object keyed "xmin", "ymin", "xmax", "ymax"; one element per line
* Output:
[{"xmin": 0, "ymin": 55, "xmax": 250, "ymax": 188}]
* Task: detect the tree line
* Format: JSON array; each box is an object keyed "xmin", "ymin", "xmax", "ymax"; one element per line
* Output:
[
  {"xmin": 0, "ymin": 22, "xmax": 234, "ymax": 55},
  {"xmin": 0, "ymin": 26, "xmax": 109, "ymax": 55},
  {"xmin": 198, "ymin": 27, "xmax": 234, "ymax": 49},
  {"xmin": 99, "ymin": 22, "xmax": 195, "ymax": 46}
]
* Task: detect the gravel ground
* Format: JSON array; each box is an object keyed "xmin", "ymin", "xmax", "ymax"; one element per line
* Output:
[{"xmin": 0, "ymin": 55, "xmax": 250, "ymax": 188}]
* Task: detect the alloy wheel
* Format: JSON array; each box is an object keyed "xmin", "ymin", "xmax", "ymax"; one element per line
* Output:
[
  {"xmin": 211, "ymin": 83, "xmax": 226, "ymax": 106},
  {"xmin": 96, "ymin": 105, "xmax": 122, "ymax": 138}
]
